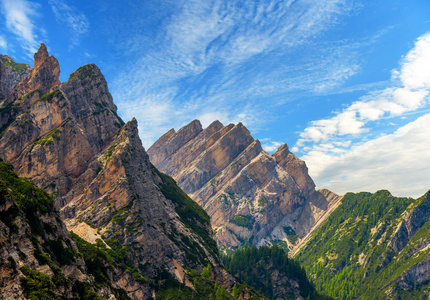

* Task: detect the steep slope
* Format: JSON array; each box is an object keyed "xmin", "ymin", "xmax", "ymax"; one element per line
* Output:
[
  {"xmin": 0, "ymin": 44, "xmax": 246, "ymax": 299},
  {"xmin": 222, "ymin": 246, "xmax": 333, "ymax": 300},
  {"xmin": 0, "ymin": 55, "xmax": 31, "ymax": 100},
  {"xmin": 296, "ymin": 190, "xmax": 430, "ymax": 300},
  {"xmin": 148, "ymin": 120, "xmax": 341, "ymax": 249},
  {"xmin": 0, "ymin": 158, "xmax": 130, "ymax": 299}
]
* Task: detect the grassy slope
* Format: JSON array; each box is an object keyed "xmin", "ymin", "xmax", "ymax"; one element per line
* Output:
[{"xmin": 297, "ymin": 190, "xmax": 430, "ymax": 300}]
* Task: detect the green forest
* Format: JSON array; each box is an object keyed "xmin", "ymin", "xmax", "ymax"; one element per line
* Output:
[
  {"xmin": 222, "ymin": 245, "xmax": 333, "ymax": 300},
  {"xmin": 297, "ymin": 190, "xmax": 430, "ymax": 299}
]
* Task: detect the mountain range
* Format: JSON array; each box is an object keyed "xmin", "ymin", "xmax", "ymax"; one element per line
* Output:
[
  {"xmin": 148, "ymin": 120, "xmax": 341, "ymax": 249},
  {"xmin": 0, "ymin": 44, "xmax": 253, "ymax": 299},
  {"xmin": 1, "ymin": 44, "xmax": 429, "ymax": 300}
]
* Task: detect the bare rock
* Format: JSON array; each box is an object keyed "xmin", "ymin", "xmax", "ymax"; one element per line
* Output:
[
  {"xmin": 150, "ymin": 121, "xmax": 339, "ymax": 248},
  {"xmin": 0, "ymin": 46, "xmax": 228, "ymax": 299},
  {"xmin": 0, "ymin": 55, "xmax": 31, "ymax": 100}
]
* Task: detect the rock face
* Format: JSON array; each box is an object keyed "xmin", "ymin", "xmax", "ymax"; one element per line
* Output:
[
  {"xmin": 148, "ymin": 120, "xmax": 339, "ymax": 248},
  {"xmin": 0, "ymin": 44, "xmax": 231, "ymax": 299},
  {"xmin": 0, "ymin": 158, "xmax": 126, "ymax": 299},
  {"xmin": 0, "ymin": 55, "xmax": 31, "ymax": 100},
  {"xmin": 391, "ymin": 191, "xmax": 430, "ymax": 253}
]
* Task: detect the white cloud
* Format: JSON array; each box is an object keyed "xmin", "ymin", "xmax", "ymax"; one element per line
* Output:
[
  {"xmin": 0, "ymin": 0, "xmax": 40, "ymax": 54},
  {"xmin": 297, "ymin": 32, "xmax": 430, "ymax": 145},
  {"xmin": 397, "ymin": 32, "xmax": 430, "ymax": 89},
  {"xmin": 296, "ymin": 32, "xmax": 430, "ymax": 197},
  {"xmin": 0, "ymin": 35, "xmax": 6, "ymax": 49},
  {"xmin": 304, "ymin": 113, "xmax": 430, "ymax": 198},
  {"xmin": 48, "ymin": 0, "xmax": 89, "ymax": 47},
  {"xmin": 262, "ymin": 141, "xmax": 283, "ymax": 153},
  {"xmin": 113, "ymin": 0, "xmax": 358, "ymax": 148}
]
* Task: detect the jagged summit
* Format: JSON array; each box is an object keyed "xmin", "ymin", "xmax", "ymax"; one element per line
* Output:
[
  {"xmin": 0, "ymin": 45, "xmax": 244, "ymax": 299},
  {"xmin": 149, "ymin": 120, "xmax": 341, "ymax": 248}
]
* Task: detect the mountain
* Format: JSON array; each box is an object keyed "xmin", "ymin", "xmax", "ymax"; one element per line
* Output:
[
  {"xmin": 0, "ymin": 44, "xmax": 261, "ymax": 299},
  {"xmin": 296, "ymin": 190, "xmax": 430, "ymax": 299},
  {"xmin": 0, "ymin": 157, "xmax": 131, "ymax": 299},
  {"xmin": 222, "ymin": 246, "xmax": 333, "ymax": 300},
  {"xmin": 148, "ymin": 120, "xmax": 341, "ymax": 249},
  {"xmin": 0, "ymin": 55, "xmax": 31, "ymax": 100}
]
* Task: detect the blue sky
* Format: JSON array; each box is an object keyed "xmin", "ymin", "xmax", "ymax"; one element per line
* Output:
[{"xmin": 1, "ymin": 0, "xmax": 430, "ymax": 198}]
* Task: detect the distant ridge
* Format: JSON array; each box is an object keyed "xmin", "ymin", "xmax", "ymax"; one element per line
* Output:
[{"xmin": 148, "ymin": 119, "xmax": 341, "ymax": 249}]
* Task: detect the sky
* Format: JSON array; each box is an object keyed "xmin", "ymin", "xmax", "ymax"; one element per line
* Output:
[{"xmin": 1, "ymin": 0, "xmax": 430, "ymax": 198}]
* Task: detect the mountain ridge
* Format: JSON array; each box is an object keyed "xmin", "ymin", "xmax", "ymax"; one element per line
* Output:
[
  {"xmin": 148, "ymin": 119, "xmax": 341, "ymax": 249},
  {"xmin": 0, "ymin": 44, "xmax": 259, "ymax": 299},
  {"xmin": 297, "ymin": 189, "xmax": 430, "ymax": 299}
]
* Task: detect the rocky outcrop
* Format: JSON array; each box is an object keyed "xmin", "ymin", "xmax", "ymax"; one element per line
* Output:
[
  {"xmin": 0, "ymin": 44, "xmax": 233, "ymax": 299},
  {"xmin": 0, "ymin": 158, "xmax": 127, "ymax": 299},
  {"xmin": 0, "ymin": 55, "xmax": 31, "ymax": 100},
  {"xmin": 391, "ymin": 191, "xmax": 430, "ymax": 252},
  {"xmin": 148, "ymin": 120, "xmax": 338, "ymax": 248},
  {"xmin": 398, "ymin": 255, "xmax": 430, "ymax": 290}
]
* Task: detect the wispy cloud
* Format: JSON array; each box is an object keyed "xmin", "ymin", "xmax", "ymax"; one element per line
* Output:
[
  {"xmin": 297, "ymin": 32, "xmax": 430, "ymax": 146},
  {"xmin": 48, "ymin": 0, "xmax": 89, "ymax": 47},
  {"xmin": 112, "ymin": 0, "xmax": 358, "ymax": 147},
  {"xmin": 261, "ymin": 139, "xmax": 283, "ymax": 153},
  {"xmin": 304, "ymin": 113, "xmax": 430, "ymax": 198},
  {"xmin": 0, "ymin": 0, "xmax": 40, "ymax": 55},
  {"xmin": 0, "ymin": 35, "xmax": 6, "ymax": 49},
  {"xmin": 296, "ymin": 32, "xmax": 430, "ymax": 197}
]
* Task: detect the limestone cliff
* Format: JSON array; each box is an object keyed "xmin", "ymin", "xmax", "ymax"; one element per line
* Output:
[
  {"xmin": 0, "ymin": 55, "xmax": 31, "ymax": 100},
  {"xmin": 148, "ymin": 120, "xmax": 340, "ymax": 249},
  {"xmin": 0, "ymin": 158, "xmax": 129, "ymax": 299},
  {"xmin": 0, "ymin": 44, "xmax": 238, "ymax": 299}
]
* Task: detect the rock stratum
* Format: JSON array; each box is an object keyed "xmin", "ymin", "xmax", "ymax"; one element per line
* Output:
[
  {"xmin": 0, "ymin": 44, "xmax": 260, "ymax": 299},
  {"xmin": 148, "ymin": 120, "xmax": 341, "ymax": 249}
]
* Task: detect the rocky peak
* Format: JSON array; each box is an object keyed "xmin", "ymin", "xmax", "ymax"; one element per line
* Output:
[
  {"xmin": 207, "ymin": 120, "xmax": 224, "ymax": 131},
  {"xmin": 273, "ymin": 143, "xmax": 316, "ymax": 193},
  {"xmin": 5, "ymin": 43, "xmax": 60, "ymax": 102},
  {"xmin": 0, "ymin": 48, "xmax": 237, "ymax": 298},
  {"xmin": 28, "ymin": 43, "xmax": 60, "ymax": 95},
  {"xmin": 148, "ymin": 119, "xmax": 203, "ymax": 166},
  {"xmin": 33, "ymin": 43, "xmax": 49, "ymax": 69},
  {"xmin": 150, "ymin": 120, "xmax": 338, "ymax": 248}
]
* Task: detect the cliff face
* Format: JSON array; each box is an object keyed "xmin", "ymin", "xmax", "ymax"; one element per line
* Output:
[
  {"xmin": 0, "ymin": 55, "xmax": 31, "ymax": 100},
  {"xmin": 0, "ymin": 158, "xmax": 130, "ymax": 299},
  {"xmin": 148, "ymin": 120, "xmax": 340, "ymax": 248},
  {"xmin": 0, "ymin": 44, "xmax": 229, "ymax": 299}
]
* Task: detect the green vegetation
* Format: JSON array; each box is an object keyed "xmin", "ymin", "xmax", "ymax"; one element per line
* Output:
[
  {"xmin": 68, "ymin": 64, "xmax": 98, "ymax": 81},
  {"xmin": 222, "ymin": 246, "xmax": 332, "ymax": 300},
  {"xmin": 210, "ymin": 172, "xmax": 222, "ymax": 185},
  {"xmin": 0, "ymin": 158, "xmax": 121, "ymax": 299},
  {"xmin": 33, "ymin": 128, "xmax": 61, "ymax": 146},
  {"xmin": 297, "ymin": 190, "xmax": 430, "ymax": 299},
  {"xmin": 219, "ymin": 193, "xmax": 229, "ymax": 205},
  {"xmin": 71, "ymin": 233, "xmax": 132, "ymax": 299},
  {"xmin": 258, "ymin": 198, "xmax": 268, "ymax": 207},
  {"xmin": 283, "ymin": 226, "xmax": 298, "ymax": 245},
  {"xmin": 152, "ymin": 165, "xmax": 219, "ymax": 261},
  {"xmin": 0, "ymin": 102, "xmax": 18, "ymax": 137},
  {"xmin": 1, "ymin": 56, "xmax": 29, "ymax": 73},
  {"xmin": 20, "ymin": 266, "xmax": 57, "ymax": 300},
  {"xmin": 0, "ymin": 159, "xmax": 55, "ymax": 237},
  {"xmin": 154, "ymin": 264, "xmax": 263, "ymax": 300},
  {"xmin": 39, "ymin": 89, "xmax": 63, "ymax": 103},
  {"xmin": 229, "ymin": 215, "xmax": 254, "ymax": 229}
]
